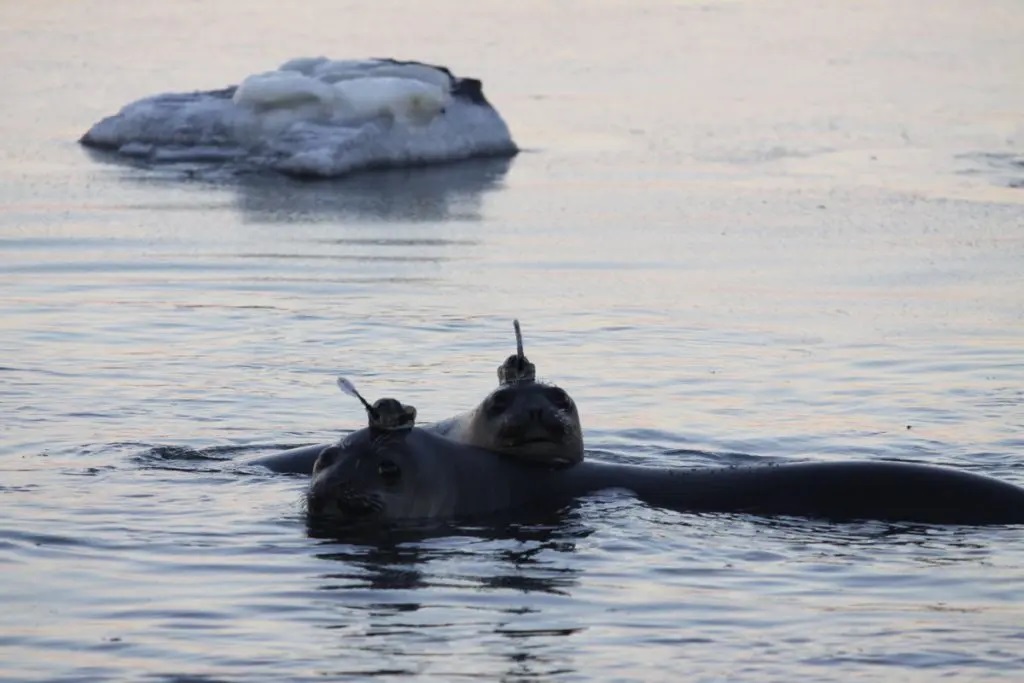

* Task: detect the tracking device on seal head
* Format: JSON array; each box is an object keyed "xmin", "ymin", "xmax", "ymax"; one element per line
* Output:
[
  {"xmin": 336, "ymin": 377, "xmax": 417, "ymax": 433},
  {"xmin": 497, "ymin": 319, "xmax": 536, "ymax": 385}
]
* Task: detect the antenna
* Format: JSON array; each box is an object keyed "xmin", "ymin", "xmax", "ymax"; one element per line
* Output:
[
  {"xmin": 336, "ymin": 376, "xmax": 379, "ymax": 420},
  {"xmin": 497, "ymin": 319, "xmax": 536, "ymax": 384},
  {"xmin": 336, "ymin": 376, "xmax": 417, "ymax": 431}
]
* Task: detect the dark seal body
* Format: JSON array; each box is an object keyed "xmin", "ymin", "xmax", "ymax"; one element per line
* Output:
[
  {"xmin": 305, "ymin": 426, "xmax": 1024, "ymax": 526},
  {"xmin": 248, "ymin": 443, "xmax": 332, "ymax": 475}
]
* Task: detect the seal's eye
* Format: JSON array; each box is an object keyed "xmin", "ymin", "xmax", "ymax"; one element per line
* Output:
[
  {"xmin": 378, "ymin": 459, "xmax": 401, "ymax": 483},
  {"xmin": 546, "ymin": 388, "xmax": 574, "ymax": 411},
  {"xmin": 485, "ymin": 389, "xmax": 514, "ymax": 418}
]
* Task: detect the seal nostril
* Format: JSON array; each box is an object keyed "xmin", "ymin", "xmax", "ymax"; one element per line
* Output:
[{"xmin": 378, "ymin": 459, "xmax": 402, "ymax": 483}]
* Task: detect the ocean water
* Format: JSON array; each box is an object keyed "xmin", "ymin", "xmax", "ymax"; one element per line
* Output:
[{"xmin": 2, "ymin": 0, "xmax": 1023, "ymax": 681}]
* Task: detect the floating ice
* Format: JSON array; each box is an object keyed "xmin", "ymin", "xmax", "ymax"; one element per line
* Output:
[{"xmin": 80, "ymin": 58, "xmax": 518, "ymax": 178}]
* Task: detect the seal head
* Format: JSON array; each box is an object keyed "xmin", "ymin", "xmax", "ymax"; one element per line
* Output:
[
  {"xmin": 307, "ymin": 430, "xmax": 443, "ymax": 522},
  {"xmin": 430, "ymin": 320, "xmax": 584, "ymax": 467},
  {"xmin": 472, "ymin": 380, "xmax": 583, "ymax": 467},
  {"xmin": 307, "ymin": 381, "xmax": 437, "ymax": 521},
  {"xmin": 488, "ymin": 319, "xmax": 582, "ymax": 466}
]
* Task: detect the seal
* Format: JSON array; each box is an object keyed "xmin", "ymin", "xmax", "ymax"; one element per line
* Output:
[
  {"xmin": 307, "ymin": 420, "xmax": 1024, "ymax": 526},
  {"xmin": 307, "ymin": 384, "xmax": 571, "ymax": 520},
  {"xmin": 247, "ymin": 320, "xmax": 584, "ymax": 474},
  {"xmin": 429, "ymin": 381, "xmax": 583, "ymax": 467},
  {"xmin": 430, "ymin": 320, "xmax": 584, "ymax": 468}
]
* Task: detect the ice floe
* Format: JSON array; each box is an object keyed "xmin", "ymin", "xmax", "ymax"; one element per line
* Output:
[{"xmin": 80, "ymin": 58, "xmax": 518, "ymax": 178}]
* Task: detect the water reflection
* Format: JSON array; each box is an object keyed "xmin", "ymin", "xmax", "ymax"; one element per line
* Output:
[
  {"xmin": 316, "ymin": 541, "xmax": 432, "ymax": 592},
  {"xmin": 233, "ymin": 157, "xmax": 514, "ymax": 224},
  {"xmin": 308, "ymin": 510, "xmax": 594, "ymax": 588},
  {"xmin": 307, "ymin": 509, "xmax": 591, "ymax": 679},
  {"xmin": 685, "ymin": 511, "xmax": 1006, "ymax": 568},
  {"xmin": 86, "ymin": 148, "xmax": 514, "ymax": 224}
]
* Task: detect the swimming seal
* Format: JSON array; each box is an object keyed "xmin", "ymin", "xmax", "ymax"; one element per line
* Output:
[
  {"xmin": 308, "ymin": 421, "xmax": 1024, "ymax": 526},
  {"xmin": 247, "ymin": 320, "xmax": 583, "ymax": 473},
  {"xmin": 430, "ymin": 320, "xmax": 584, "ymax": 468}
]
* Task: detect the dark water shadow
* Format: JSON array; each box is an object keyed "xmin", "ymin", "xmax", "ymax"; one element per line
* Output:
[
  {"xmin": 133, "ymin": 443, "xmax": 313, "ymax": 473},
  {"xmin": 676, "ymin": 508, "xmax": 1020, "ymax": 566},
  {"xmin": 306, "ymin": 505, "xmax": 592, "ymax": 679},
  {"xmin": 957, "ymin": 151, "xmax": 1024, "ymax": 189},
  {"xmin": 307, "ymin": 504, "xmax": 593, "ymax": 593},
  {"xmin": 233, "ymin": 156, "xmax": 514, "ymax": 224},
  {"xmin": 84, "ymin": 146, "xmax": 515, "ymax": 224}
]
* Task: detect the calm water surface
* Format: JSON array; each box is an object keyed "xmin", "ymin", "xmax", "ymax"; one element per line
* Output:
[{"xmin": 2, "ymin": 1, "xmax": 1023, "ymax": 680}]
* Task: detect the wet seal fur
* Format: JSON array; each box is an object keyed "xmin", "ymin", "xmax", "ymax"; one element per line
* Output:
[{"xmin": 307, "ymin": 425, "xmax": 1024, "ymax": 526}]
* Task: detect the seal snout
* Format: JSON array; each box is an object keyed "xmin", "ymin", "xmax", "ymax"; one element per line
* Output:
[
  {"xmin": 308, "ymin": 478, "xmax": 385, "ymax": 519},
  {"xmin": 527, "ymin": 407, "xmax": 547, "ymax": 422},
  {"xmin": 498, "ymin": 410, "xmax": 568, "ymax": 446}
]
